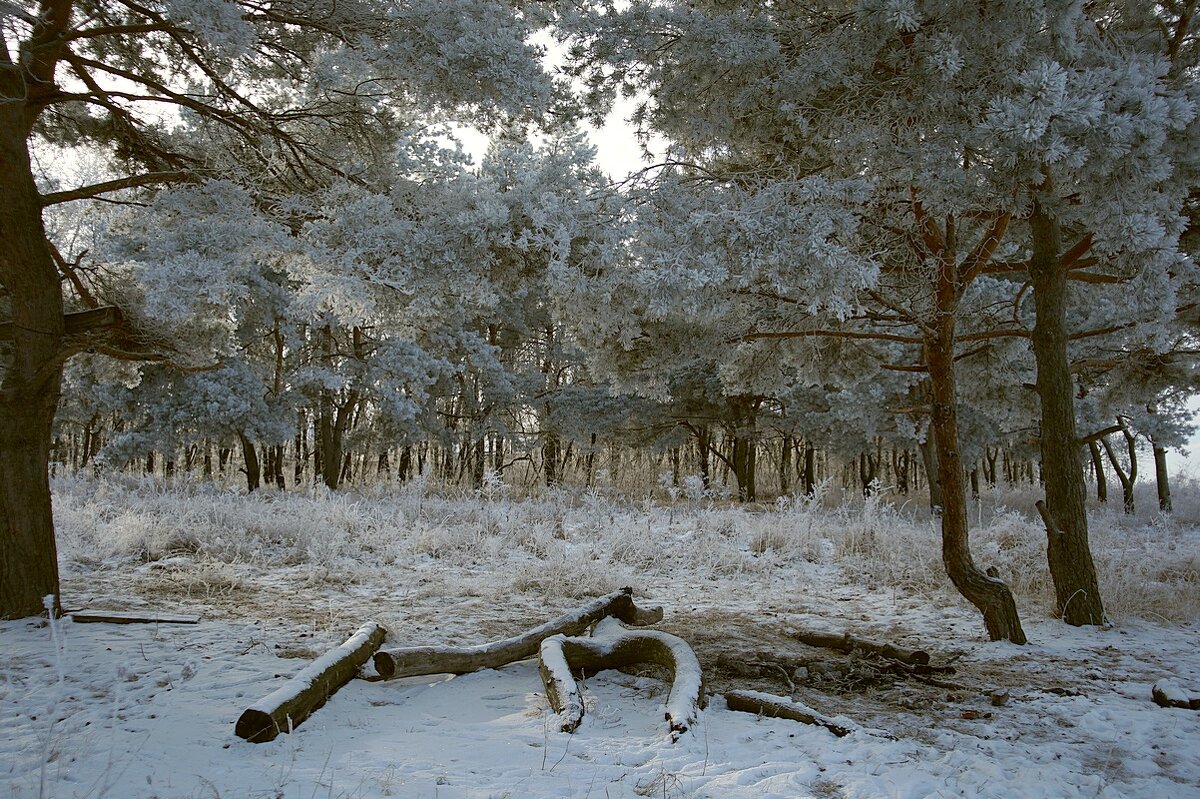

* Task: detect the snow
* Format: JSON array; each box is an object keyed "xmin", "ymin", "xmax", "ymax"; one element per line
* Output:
[{"xmin": 4, "ymin": 480, "xmax": 1200, "ymax": 798}]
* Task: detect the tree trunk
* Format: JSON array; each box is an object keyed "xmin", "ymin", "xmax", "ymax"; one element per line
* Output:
[
  {"xmin": 926, "ymin": 295, "xmax": 1026, "ymax": 644},
  {"xmin": 472, "ymin": 437, "xmax": 485, "ymax": 489},
  {"xmin": 398, "ymin": 446, "xmax": 412, "ymax": 483},
  {"xmin": 1088, "ymin": 441, "xmax": 1107, "ymax": 503},
  {"xmin": 779, "ymin": 436, "xmax": 792, "ymax": 495},
  {"xmin": 1153, "ymin": 440, "xmax": 1171, "ymax": 514},
  {"xmin": 803, "ymin": 441, "xmax": 816, "ymax": 496},
  {"xmin": 544, "ymin": 432, "xmax": 561, "ymax": 487},
  {"xmin": 858, "ymin": 451, "xmax": 877, "ymax": 495},
  {"xmin": 918, "ymin": 435, "xmax": 942, "ymax": 512},
  {"xmin": 0, "ymin": 62, "xmax": 69, "ymax": 618},
  {"xmin": 731, "ymin": 435, "xmax": 756, "ymax": 501},
  {"xmin": 1101, "ymin": 429, "xmax": 1137, "ymax": 515},
  {"xmin": 238, "ymin": 431, "xmax": 260, "ymax": 493},
  {"xmin": 1029, "ymin": 202, "xmax": 1105, "ymax": 625}
]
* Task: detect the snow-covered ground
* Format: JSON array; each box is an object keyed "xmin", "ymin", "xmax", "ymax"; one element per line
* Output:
[{"xmin": 3, "ymin": 476, "xmax": 1199, "ymax": 798}]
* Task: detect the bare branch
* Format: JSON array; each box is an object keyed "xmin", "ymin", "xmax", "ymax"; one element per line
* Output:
[{"xmin": 40, "ymin": 170, "xmax": 196, "ymax": 206}]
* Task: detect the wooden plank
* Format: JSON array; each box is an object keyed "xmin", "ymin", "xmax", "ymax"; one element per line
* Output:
[
  {"xmin": 68, "ymin": 609, "xmax": 201, "ymax": 625},
  {"xmin": 0, "ymin": 306, "xmax": 123, "ymax": 341}
]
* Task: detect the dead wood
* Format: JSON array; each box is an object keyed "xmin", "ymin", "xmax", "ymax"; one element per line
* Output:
[
  {"xmin": 1152, "ymin": 679, "xmax": 1200, "ymax": 710},
  {"xmin": 790, "ymin": 627, "xmax": 930, "ymax": 665},
  {"xmin": 373, "ymin": 588, "xmax": 662, "ymax": 680},
  {"xmin": 723, "ymin": 689, "xmax": 854, "ymax": 737},
  {"xmin": 236, "ymin": 621, "xmax": 386, "ymax": 743},
  {"xmin": 67, "ymin": 609, "xmax": 200, "ymax": 625},
  {"xmin": 539, "ymin": 617, "xmax": 705, "ymax": 739}
]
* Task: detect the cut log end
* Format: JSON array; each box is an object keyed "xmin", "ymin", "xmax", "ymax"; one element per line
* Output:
[{"xmin": 234, "ymin": 708, "xmax": 281, "ymax": 743}]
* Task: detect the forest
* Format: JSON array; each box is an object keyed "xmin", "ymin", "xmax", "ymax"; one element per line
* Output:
[{"xmin": 2, "ymin": 1, "xmax": 1200, "ymax": 798}]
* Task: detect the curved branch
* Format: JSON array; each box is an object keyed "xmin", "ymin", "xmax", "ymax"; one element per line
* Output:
[{"xmin": 40, "ymin": 171, "xmax": 196, "ymax": 206}]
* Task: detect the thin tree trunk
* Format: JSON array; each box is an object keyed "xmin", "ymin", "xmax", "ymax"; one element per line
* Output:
[
  {"xmin": 1088, "ymin": 441, "xmax": 1107, "ymax": 503},
  {"xmin": 398, "ymin": 446, "xmax": 412, "ymax": 483},
  {"xmin": 926, "ymin": 333, "xmax": 1025, "ymax": 643},
  {"xmin": 918, "ymin": 435, "xmax": 942, "ymax": 512},
  {"xmin": 803, "ymin": 441, "xmax": 815, "ymax": 497},
  {"xmin": 544, "ymin": 432, "xmax": 561, "ymax": 487},
  {"xmin": 1101, "ymin": 429, "xmax": 1137, "ymax": 515},
  {"xmin": 1029, "ymin": 202, "xmax": 1105, "ymax": 625},
  {"xmin": 1153, "ymin": 440, "xmax": 1171, "ymax": 513},
  {"xmin": 294, "ymin": 411, "xmax": 307, "ymax": 484}
]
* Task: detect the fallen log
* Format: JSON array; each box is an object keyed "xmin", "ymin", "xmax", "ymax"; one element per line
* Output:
[
  {"xmin": 68, "ymin": 609, "xmax": 200, "ymax": 625},
  {"xmin": 723, "ymin": 689, "xmax": 854, "ymax": 737},
  {"xmin": 790, "ymin": 627, "xmax": 930, "ymax": 666},
  {"xmin": 1152, "ymin": 679, "xmax": 1200, "ymax": 710},
  {"xmin": 373, "ymin": 588, "xmax": 663, "ymax": 680},
  {"xmin": 539, "ymin": 617, "xmax": 705, "ymax": 739},
  {"xmin": 236, "ymin": 621, "xmax": 386, "ymax": 743}
]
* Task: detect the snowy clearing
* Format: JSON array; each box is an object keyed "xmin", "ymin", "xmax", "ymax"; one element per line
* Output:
[{"xmin": 3, "ymin": 477, "xmax": 1200, "ymax": 799}]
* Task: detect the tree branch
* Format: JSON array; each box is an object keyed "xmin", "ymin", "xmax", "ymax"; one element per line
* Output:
[{"xmin": 40, "ymin": 171, "xmax": 196, "ymax": 206}]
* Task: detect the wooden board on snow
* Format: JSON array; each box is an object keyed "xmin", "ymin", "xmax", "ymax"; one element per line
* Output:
[{"xmin": 68, "ymin": 609, "xmax": 202, "ymax": 625}]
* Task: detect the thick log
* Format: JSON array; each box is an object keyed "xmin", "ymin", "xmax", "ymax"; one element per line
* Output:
[
  {"xmin": 790, "ymin": 627, "xmax": 930, "ymax": 665},
  {"xmin": 539, "ymin": 617, "xmax": 705, "ymax": 739},
  {"xmin": 724, "ymin": 689, "xmax": 854, "ymax": 737},
  {"xmin": 1152, "ymin": 679, "xmax": 1200, "ymax": 710},
  {"xmin": 68, "ymin": 609, "xmax": 200, "ymax": 625},
  {"xmin": 236, "ymin": 621, "xmax": 386, "ymax": 743},
  {"xmin": 374, "ymin": 588, "xmax": 663, "ymax": 680}
]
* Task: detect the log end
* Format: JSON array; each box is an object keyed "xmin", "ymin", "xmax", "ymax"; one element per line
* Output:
[
  {"xmin": 373, "ymin": 650, "xmax": 396, "ymax": 680},
  {"xmin": 1152, "ymin": 679, "xmax": 1199, "ymax": 709},
  {"xmin": 235, "ymin": 708, "xmax": 281, "ymax": 743}
]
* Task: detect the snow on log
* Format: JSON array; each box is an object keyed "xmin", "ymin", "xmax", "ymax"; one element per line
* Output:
[
  {"xmin": 236, "ymin": 621, "xmax": 387, "ymax": 743},
  {"xmin": 789, "ymin": 627, "xmax": 930, "ymax": 665},
  {"xmin": 1152, "ymin": 679, "xmax": 1200, "ymax": 710},
  {"xmin": 538, "ymin": 617, "xmax": 705, "ymax": 739},
  {"xmin": 373, "ymin": 588, "xmax": 663, "ymax": 680},
  {"xmin": 723, "ymin": 689, "xmax": 855, "ymax": 737}
]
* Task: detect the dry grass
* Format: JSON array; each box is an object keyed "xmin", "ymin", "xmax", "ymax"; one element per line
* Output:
[{"xmin": 51, "ymin": 473, "xmax": 1200, "ymax": 625}]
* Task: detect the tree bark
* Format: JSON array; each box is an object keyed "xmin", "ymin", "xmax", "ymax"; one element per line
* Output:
[
  {"xmin": 1029, "ymin": 202, "xmax": 1105, "ymax": 625},
  {"xmin": 789, "ymin": 627, "xmax": 930, "ymax": 665},
  {"xmin": 543, "ymin": 431, "xmax": 561, "ymax": 487},
  {"xmin": 538, "ymin": 617, "xmax": 705, "ymax": 739},
  {"xmin": 1153, "ymin": 440, "xmax": 1171, "ymax": 514},
  {"xmin": 724, "ymin": 690, "xmax": 853, "ymax": 737},
  {"xmin": 236, "ymin": 622, "xmax": 387, "ymax": 743},
  {"xmin": 238, "ymin": 431, "xmax": 260, "ymax": 492},
  {"xmin": 926, "ymin": 271, "xmax": 1026, "ymax": 643},
  {"xmin": 803, "ymin": 440, "xmax": 816, "ymax": 496},
  {"xmin": 918, "ymin": 434, "xmax": 942, "ymax": 512},
  {"xmin": 0, "ymin": 71, "xmax": 66, "ymax": 618},
  {"xmin": 1088, "ymin": 441, "xmax": 1108, "ymax": 503},
  {"xmin": 373, "ymin": 588, "xmax": 663, "ymax": 679},
  {"xmin": 1101, "ymin": 429, "xmax": 1137, "ymax": 515}
]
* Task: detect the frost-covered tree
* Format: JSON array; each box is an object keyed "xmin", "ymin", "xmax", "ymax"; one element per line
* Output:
[
  {"xmin": 561, "ymin": 0, "xmax": 1199, "ymax": 638},
  {"xmin": 0, "ymin": 0, "xmax": 555, "ymax": 617}
]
